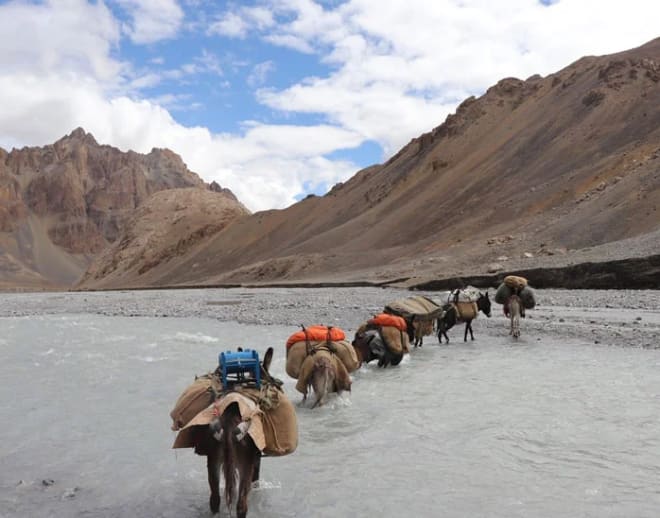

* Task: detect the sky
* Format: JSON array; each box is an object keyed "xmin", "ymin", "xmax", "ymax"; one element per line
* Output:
[{"xmin": 0, "ymin": 0, "xmax": 659, "ymax": 212}]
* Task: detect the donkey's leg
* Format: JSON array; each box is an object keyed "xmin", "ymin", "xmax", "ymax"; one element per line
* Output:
[
  {"xmin": 207, "ymin": 450, "xmax": 221, "ymax": 513},
  {"xmin": 464, "ymin": 322, "xmax": 469, "ymax": 342},
  {"xmin": 252, "ymin": 452, "xmax": 262, "ymax": 483},
  {"xmin": 468, "ymin": 321, "xmax": 475, "ymax": 341},
  {"xmin": 236, "ymin": 452, "xmax": 254, "ymax": 518}
]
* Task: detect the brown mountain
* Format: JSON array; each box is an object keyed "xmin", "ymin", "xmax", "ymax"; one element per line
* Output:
[
  {"xmin": 8, "ymin": 38, "xmax": 660, "ymax": 291},
  {"xmin": 79, "ymin": 188, "xmax": 249, "ymax": 288},
  {"xmin": 79, "ymin": 37, "xmax": 659, "ymax": 290},
  {"xmin": 0, "ymin": 129, "xmax": 244, "ymax": 289}
]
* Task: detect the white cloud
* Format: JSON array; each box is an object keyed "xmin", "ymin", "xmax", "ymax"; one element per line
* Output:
[
  {"xmin": 208, "ymin": 11, "xmax": 250, "ymax": 38},
  {"xmin": 0, "ymin": 0, "xmax": 122, "ymax": 81},
  {"xmin": 247, "ymin": 60, "xmax": 275, "ymax": 87},
  {"xmin": 0, "ymin": 0, "xmax": 361, "ymax": 211},
  {"xmin": 2, "ymin": 0, "xmax": 660, "ymax": 214},
  {"xmin": 247, "ymin": 0, "xmax": 660, "ymax": 153},
  {"xmin": 208, "ymin": 5, "xmax": 275, "ymax": 38},
  {"xmin": 116, "ymin": 0, "xmax": 184, "ymax": 44},
  {"xmin": 263, "ymin": 33, "xmax": 315, "ymax": 54}
]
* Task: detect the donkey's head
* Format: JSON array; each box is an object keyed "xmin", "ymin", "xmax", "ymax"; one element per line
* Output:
[{"xmin": 478, "ymin": 291, "xmax": 492, "ymax": 318}]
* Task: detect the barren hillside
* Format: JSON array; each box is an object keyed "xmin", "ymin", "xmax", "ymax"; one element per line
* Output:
[
  {"xmin": 5, "ymin": 38, "xmax": 660, "ymax": 292},
  {"xmin": 101, "ymin": 37, "xmax": 658, "ymax": 289}
]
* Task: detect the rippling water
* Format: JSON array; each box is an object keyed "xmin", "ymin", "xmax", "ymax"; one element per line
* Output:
[{"xmin": 2, "ymin": 303, "xmax": 660, "ymax": 517}]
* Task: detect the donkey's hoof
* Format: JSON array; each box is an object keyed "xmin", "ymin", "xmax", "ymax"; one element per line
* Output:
[{"xmin": 210, "ymin": 494, "xmax": 220, "ymax": 513}]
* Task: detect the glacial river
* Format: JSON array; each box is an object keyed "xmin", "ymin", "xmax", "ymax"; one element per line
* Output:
[{"xmin": 1, "ymin": 289, "xmax": 660, "ymax": 517}]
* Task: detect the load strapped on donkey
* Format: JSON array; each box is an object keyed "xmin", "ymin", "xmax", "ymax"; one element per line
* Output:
[
  {"xmin": 170, "ymin": 348, "xmax": 298, "ymax": 457},
  {"xmin": 494, "ymin": 275, "xmax": 537, "ymax": 338},
  {"xmin": 352, "ymin": 313, "xmax": 410, "ymax": 366},
  {"xmin": 285, "ymin": 324, "xmax": 358, "ymax": 406},
  {"xmin": 435, "ymin": 286, "xmax": 492, "ymax": 343},
  {"xmin": 170, "ymin": 348, "xmax": 297, "ymax": 516},
  {"xmin": 494, "ymin": 275, "xmax": 536, "ymax": 316},
  {"xmin": 383, "ymin": 295, "xmax": 444, "ymax": 347}
]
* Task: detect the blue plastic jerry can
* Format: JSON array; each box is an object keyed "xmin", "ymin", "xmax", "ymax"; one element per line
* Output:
[{"xmin": 219, "ymin": 349, "xmax": 261, "ymax": 388}]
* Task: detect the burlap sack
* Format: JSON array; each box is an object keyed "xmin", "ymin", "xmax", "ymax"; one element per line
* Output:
[
  {"xmin": 495, "ymin": 283, "xmax": 536, "ymax": 309},
  {"xmin": 495, "ymin": 283, "xmax": 512, "ymax": 304},
  {"xmin": 455, "ymin": 301, "xmax": 477, "ymax": 320},
  {"xmin": 384, "ymin": 295, "xmax": 442, "ymax": 318},
  {"xmin": 170, "ymin": 373, "xmax": 222, "ymax": 431},
  {"xmin": 259, "ymin": 389, "xmax": 298, "ymax": 456},
  {"xmin": 504, "ymin": 275, "xmax": 528, "ymax": 290},
  {"xmin": 379, "ymin": 325, "xmax": 409, "ymax": 354},
  {"xmin": 286, "ymin": 339, "xmax": 358, "ymax": 379},
  {"xmin": 173, "ymin": 386, "xmax": 298, "ymax": 457},
  {"xmin": 286, "ymin": 341, "xmax": 314, "ymax": 379},
  {"xmin": 412, "ymin": 318, "xmax": 434, "ymax": 337},
  {"xmin": 332, "ymin": 339, "xmax": 359, "ymax": 373},
  {"xmin": 520, "ymin": 286, "xmax": 536, "ymax": 309}
]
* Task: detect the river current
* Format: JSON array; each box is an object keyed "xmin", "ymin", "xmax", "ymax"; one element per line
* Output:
[{"xmin": 1, "ymin": 288, "xmax": 659, "ymax": 517}]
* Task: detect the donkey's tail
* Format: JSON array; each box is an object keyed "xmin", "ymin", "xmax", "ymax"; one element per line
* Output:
[
  {"xmin": 220, "ymin": 403, "xmax": 240, "ymax": 507},
  {"xmin": 312, "ymin": 356, "xmax": 335, "ymax": 408}
]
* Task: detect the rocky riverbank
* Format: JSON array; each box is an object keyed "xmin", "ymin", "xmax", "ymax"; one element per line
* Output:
[{"xmin": 2, "ymin": 286, "xmax": 659, "ymax": 349}]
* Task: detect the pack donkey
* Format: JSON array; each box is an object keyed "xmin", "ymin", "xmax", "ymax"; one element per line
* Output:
[{"xmin": 437, "ymin": 291, "xmax": 492, "ymax": 343}]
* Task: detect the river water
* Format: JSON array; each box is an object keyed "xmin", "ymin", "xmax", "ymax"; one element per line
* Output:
[{"xmin": 1, "ymin": 288, "xmax": 660, "ymax": 517}]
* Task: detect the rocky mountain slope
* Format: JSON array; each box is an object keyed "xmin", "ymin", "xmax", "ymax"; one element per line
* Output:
[
  {"xmin": 86, "ymin": 37, "xmax": 658, "ymax": 289},
  {"xmin": 79, "ymin": 188, "xmax": 249, "ymax": 288},
  {"xmin": 0, "ymin": 129, "xmax": 244, "ymax": 289},
  {"xmin": 5, "ymin": 38, "xmax": 660, "ymax": 291}
]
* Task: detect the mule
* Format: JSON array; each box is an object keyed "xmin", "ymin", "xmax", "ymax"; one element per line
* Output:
[
  {"xmin": 195, "ymin": 347, "xmax": 274, "ymax": 517},
  {"xmin": 437, "ymin": 291, "xmax": 492, "ymax": 343}
]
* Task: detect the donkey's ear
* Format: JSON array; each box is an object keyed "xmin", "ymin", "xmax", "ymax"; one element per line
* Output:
[
  {"xmin": 237, "ymin": 346, "xmax": 243, "ymax": 352},
  {"xmin": 262, "ymin": 347, "xmax": 274, "ymax": 373}
]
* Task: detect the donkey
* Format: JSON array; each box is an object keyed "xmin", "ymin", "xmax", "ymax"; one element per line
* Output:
[
  {"xmin": 409, "ymin": 316, "xmax": 434, "ymax": 347},
  {"xmin": 308, "ymin": 353, "xmax": 336, "ymax": 408},
  {"xmin": 508, "ymin": 294, "xmax": 522, "ymax": 338},
  {"xmin": 195, "ymin": 347, "xmax": 275, "ymax": 517},
  {"xmin": 437, "ymin": 291, "xmax": 492, "ymax": 343},
  {"xmin": 298, "ymin": 347, "xmax": 352, "ymax": 408},
  {"xmin": 352, "ymin": 328, "xmax": 403, "ymax": 367}
]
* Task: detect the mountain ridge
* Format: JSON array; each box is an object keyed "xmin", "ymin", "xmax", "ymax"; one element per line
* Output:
[
  {"xmin": 2, "ymin": 37, "xmax": 659, "ymax": 291},
  {"xmin": 0, "ymin": 128, "xmax": 244, "ymax": 288}
]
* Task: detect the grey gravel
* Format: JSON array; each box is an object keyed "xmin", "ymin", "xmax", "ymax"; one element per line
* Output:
[{"xmin": 2, "ymin": 287, "xmax": 659, "ymax": 347}]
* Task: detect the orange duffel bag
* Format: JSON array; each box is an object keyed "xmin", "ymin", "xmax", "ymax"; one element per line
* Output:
[
  {"xmin": 368, "ymin": 313, "xmax": 407, "ymax": 331},
  {"xmin": 285, "ymin": 325, "xmax": 346, "ymax": 349}
]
